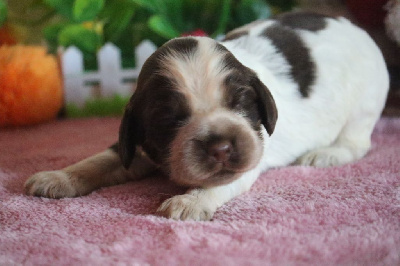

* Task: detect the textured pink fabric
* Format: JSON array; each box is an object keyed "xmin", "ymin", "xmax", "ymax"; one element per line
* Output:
[{"xmin": 1, "ymin": 117, "xmax": 399, "ymax": 265}]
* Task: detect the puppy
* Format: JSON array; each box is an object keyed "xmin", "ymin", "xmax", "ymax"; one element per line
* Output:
[{"xmin": 25, "ymin": 12, "xmax": 389, "ymax": 221}]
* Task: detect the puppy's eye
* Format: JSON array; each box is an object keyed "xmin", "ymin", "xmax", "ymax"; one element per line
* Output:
[
  {"xmin": 230, "ymin": 87, "xmax": 257, "ymax": 109},
  {"xmin": 151, "ymin": 105, "xmax": 189, "ymax": 128},
  {"xmin": 228, "ymin": 87, "xmax": 260, "ymax": 129}
]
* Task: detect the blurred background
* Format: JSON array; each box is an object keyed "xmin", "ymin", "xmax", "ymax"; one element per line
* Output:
[{"xmin": 0, "ymin": 0, "xmax": 399, "ymax": 126}]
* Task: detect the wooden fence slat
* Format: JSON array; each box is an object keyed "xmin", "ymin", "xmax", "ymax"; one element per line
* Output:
[
  {"xmin": 98, "ymin": 43, "xmax": 122, "ymax": 97},
  {"xmin": 135, "ymin": 40, "xmax": 158, "ymax": 69},
  {"xmin": 62, "ymin": 46, "xmax": 90, "ymax": 106},
  {"xmin": 60, "ymin": 40, "xmax": 157, "ymax": 106}
]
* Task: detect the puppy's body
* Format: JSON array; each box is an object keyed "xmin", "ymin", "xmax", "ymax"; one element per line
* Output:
[
  {"xmin": 224, "ymin": 14, "xmax": 389, "ymax": 169},
  {"xmin": 25, "ymin": 13, "xmax": 389, "ymax": 221}
]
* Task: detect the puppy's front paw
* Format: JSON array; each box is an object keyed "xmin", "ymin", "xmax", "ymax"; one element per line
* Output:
[
  {"xmin": 25, "ymin": 170, "xmax": 78, "ymax": 198},
  {"xmin": 157, "ymin": 194, "xmax": 215, "ymax": 221}
]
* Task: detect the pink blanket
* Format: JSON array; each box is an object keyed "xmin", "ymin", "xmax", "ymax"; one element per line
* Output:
[{"xmin": 1, "ymin": 117, "xmax": 399, "ymax": 265}]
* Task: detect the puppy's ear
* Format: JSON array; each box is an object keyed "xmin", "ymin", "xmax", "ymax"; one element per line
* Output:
[
  {"xmin": 251, "ymin": 76, "xmax": 278, "ymax": 136},
  {"xmin": 118, "ymin": 47, "xmax": 162, "ymax": 169},
  {"xmin": 118, "ymin": 101, "xmax": 144, "ymax": 169}
]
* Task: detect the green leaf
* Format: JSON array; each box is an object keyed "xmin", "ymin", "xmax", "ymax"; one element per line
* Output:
[
  {"xmin": 161, "ymin": 0, "xmax": 184, "ymax": 30},
  {"xmin": 131, "ymin": 21, "xmax": 167, "ymax": 47},
  {"xmin": 58, "ymin": 24, "xmax": 101, "ymax": 53},
  {"xmin": 101, "ymin": 0, "xmax": 135, "ymax": 42},
  {"xmin": 44, "ymin": 0, "xmax": 75, "ymax": 20},
  {"xmin": 44, "ymin": 23, "xmax": 68, "ymax": 42},
  {"xmin": 148, "ymin": 15, "xmax": 179, "ymax": 39},
  {"xmin": 212, "ymin": 0, "xmax": 231, "ymax": 37},
  {"xmin": 73, "ymin": 0, "xmax": 104, "ymax": 22},
  {"xmin": 229, "ymin": 0, "xmax": 271, "ymax": 30},
  {"xmin": 245, "ymin": 0, "xmax": 271, "ymax": 20},
  {"xmin": 177, "ymin": 0, "xmax": 233, "ymax": 36},
  {"xmin": 128, "ymin": 0, "xmax": 158, "ymax": 12},
  {"xmin": 0, "ymin": 0, "xmax": 7, "ymax": 26},
  {"xmin": 43, "ymin": 22, "xmax": 69, "ymax": 53}
]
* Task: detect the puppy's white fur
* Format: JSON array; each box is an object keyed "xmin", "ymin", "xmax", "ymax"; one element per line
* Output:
[
  {"xmin": 225, "ymin": 17, "xmax": 389, "ymax": 168},
  {"xmin": 159, "ymin": 17, "xmax": 389, "ymax": 220},
  {"xmin": 25, "ymin": 15, "xmax": 389, "ymax": 221}
]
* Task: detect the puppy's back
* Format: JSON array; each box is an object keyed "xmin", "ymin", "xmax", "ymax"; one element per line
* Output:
[{"xmin": 222, "ymin": 12, "xmax": 389, "ymax": 168}]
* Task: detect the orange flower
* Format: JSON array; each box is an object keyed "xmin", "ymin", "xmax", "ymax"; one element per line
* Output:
[{"xmin": 0, "ymin": 46, "xmax": 63, "ymax": 126}]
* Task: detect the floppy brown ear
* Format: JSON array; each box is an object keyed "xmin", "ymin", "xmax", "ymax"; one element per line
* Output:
[
  {"xmin": 118, "ymin": 101, "xmax": 144, "ymax": 169},
  {"xmin": 251, "ymin": 76, "xmax": 278, "ymax": 136}
]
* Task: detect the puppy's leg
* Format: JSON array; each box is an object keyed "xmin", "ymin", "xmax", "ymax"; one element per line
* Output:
[
  {"xmin": 157, "ymin": 167, "xmax": 261, "ymax": 221},
  {"xmin": 297, "ymin": 112, "xmax": 379, "ymax": 167},
  {"xmin": 25, "ymin": 146, "xmax": 157, "ymax": 198}
]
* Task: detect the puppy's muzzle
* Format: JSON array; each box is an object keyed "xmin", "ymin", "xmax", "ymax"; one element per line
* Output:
[
  {"xmin": 169, "ymin": 110, "xmax": 264, "ymax": 187},
  {"xmin": 207, "ymin": 139, "xmax": 233, "ymax": 163}
]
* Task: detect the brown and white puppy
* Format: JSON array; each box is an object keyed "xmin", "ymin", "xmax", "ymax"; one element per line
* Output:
[{"xmin": 25, "ymin": 12, "xmax": 389, "ymax": 221}]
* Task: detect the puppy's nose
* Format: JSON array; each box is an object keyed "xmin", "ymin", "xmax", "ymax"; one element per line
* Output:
[{"xmin": 207, "ymin": 140, "xmax": 233, "ymax": 162}]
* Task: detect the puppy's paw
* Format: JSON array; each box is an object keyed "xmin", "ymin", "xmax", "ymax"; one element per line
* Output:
[
  {"xmin": 156, "ymin": 194, "xmax": 215, "ymax": 221},
  {"xmin": 296, "ymin": 147, "xmax": 353, "ymax": 168},
  {"xmin": 25, "ymin": 170, "xmax": 79, "ymax": 198}
]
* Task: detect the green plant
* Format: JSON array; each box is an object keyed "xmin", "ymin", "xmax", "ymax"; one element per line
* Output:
[
  {"xmin": 1, "ymin": 0, "xmax": 296, "ymax": 118},
  {"xmin": 42, "ymin": 0, "xmax": 134, "ymax": 69},
  {"xmin": 40, "ymin": 0, "xmax": 280, "ymax": 69},
  {"xmin": 133, "ymin": 0, "xmax": 276, "ymax": 39},
  {"xmin": 66, "ymin": 94, "xmax": 130, "ymax": 118},
  {"xmin": 0, "ymin": 0, "xmax": 7, "ymax": 27},
  {"xmin": 229, "ymin": 0, "xmax": 272, "ymax": 31},
  {"xmin": 3, "ymin": 0, "xmax": 296, "ymax": 69},
  {"xmin": 136, "ymin": 0, "xmax": 232, "ymax": 39}
]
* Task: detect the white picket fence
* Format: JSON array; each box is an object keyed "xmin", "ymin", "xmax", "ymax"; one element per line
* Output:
[{"xmin": 59, "ymin": 40, "xmax": 157, "ymax": 106}]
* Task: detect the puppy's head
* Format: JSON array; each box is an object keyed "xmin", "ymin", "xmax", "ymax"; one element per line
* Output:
[{"xmin": 119, "ymin": 37, "xmax": 277, "ymax": 187}]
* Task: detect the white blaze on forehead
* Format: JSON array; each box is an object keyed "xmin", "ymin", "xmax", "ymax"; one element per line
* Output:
[{"xmin": 161, "ymin": 37, "xmax": 230, "ymax": 113}]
